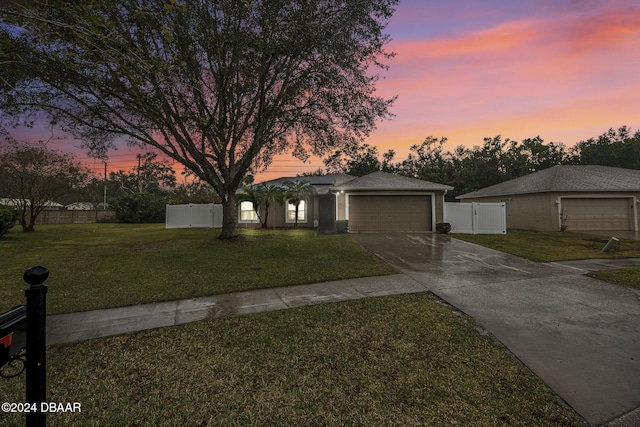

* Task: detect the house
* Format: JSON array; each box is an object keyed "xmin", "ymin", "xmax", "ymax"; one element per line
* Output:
[
  {"xmin": 457, "ymin": 165, "xmax": 640, "ymax": 232},
  {"xmin": 239, "ymin": 171, "xmax": 453, "ymax": 232},
  {"xmin": 65, "ymin": 202, "xmax": 96, "ymax": 211},
  {"xmin": 0, "ymin": 198, "xmax": 64, "ymax": 210}
]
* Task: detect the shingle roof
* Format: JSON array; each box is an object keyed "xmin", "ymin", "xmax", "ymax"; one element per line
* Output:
[
  {"xmin": 259, "ymin": 173, "xmax": 354, "ymax": 187},
  {"xmin": 248, "ymin": 173, "xmax": 355, "ymax": 195},
  {"xmin": 334, "ymin": 171, "xmax": 453, "ymax": 191},
  {"xmin": 0, "ymin": 198, "xmax": 64, "ymax": 208},
  {"xmin": 457, "ymin": 165, "xmax": 640, "ymax": 199}
]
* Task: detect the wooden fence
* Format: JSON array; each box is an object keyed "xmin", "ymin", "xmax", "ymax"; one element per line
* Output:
[{"xmin": 33, "ymin": 210, "xmax": 117, "ymax": 225}]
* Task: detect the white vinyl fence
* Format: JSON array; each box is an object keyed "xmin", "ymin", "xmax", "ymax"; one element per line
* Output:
[
  {"xmin": 165, "ymin": 204, "xmax": 223, "ymax": 229},
  {"xmin": 444, "ymin": 202, "xmax": 506, "ymax": 234}
]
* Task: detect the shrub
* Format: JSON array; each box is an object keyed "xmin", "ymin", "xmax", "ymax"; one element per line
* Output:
[
  {"xmin": 335, "ymin": 220, "xmax": 349, "ymax": 234},
  {"xmin": 436, "ymin": 222, "xmax": 451, "ymax": 234},
  {"xmin": 112, "ymin": 193, "xmax": 167, "ymax": 223},
  {"xmin": 0, "ymin": 205, "xmax": 19, "ymax": 238}
]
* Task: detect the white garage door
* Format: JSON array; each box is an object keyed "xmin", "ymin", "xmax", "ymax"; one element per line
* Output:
[
  {"xmin": 348, "ymin": 195, "xmax": 432, "ymax": 232},
  {"xmin": 562, "ymin": 198, "xmax": 632, "ymax": 231}
]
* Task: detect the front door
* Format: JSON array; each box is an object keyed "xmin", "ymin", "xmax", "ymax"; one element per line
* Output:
[{"xmin": 317, "ymin": 196, "xmax": 335, "ymax": 232}]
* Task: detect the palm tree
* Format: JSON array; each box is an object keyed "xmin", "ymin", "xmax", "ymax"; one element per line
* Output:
[
  {"xmin": 261, "ymin": 184, "xmax": 285, "ymax": 228},
  {"xmin": 237, "ymin": 184, "xmax": 266, "ymax": 225},
  {"xmin": 283, "ymin": 180, "xmax": 317, "ymax": 227},
  {"xmin": 237, "ymin": 183, "xmax": 285, "ymax": 228}
]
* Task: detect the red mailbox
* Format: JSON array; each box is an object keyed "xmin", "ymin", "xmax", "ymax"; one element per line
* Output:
[{"xmin": 0, "ymin": 305, "xmax": 27, "ymax": 374}]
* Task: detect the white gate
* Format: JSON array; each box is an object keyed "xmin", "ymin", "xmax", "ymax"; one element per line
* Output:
[
  {"xmin": 165, "ymin": 204, "xmax": 223, "ymax": 229},
  {"xmin": 444, "ymin": 202, "xmax": 474, "ymax": 233},
  {"xmin": 444, "ymin": 202, "xmax": 506, "ymax": 234}
]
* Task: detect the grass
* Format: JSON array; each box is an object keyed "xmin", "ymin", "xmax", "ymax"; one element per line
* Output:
[
  {"xmin": 588, "ymin": 268, "xmax": 640, "ymax": 290},
  {"xmin": 453, "ymin": 229, "xmax": 640, "ymax": 289},
  {"xmin": 0, "ymin": 224, "xmax": 397, "ymax": 315},
  {"xmin": 452, "ymin": 229, "xmax": 640, "ymax": 262},
  {"xmin": 2, "ymin": 293, "xmax": 582, "ymax": 427}
]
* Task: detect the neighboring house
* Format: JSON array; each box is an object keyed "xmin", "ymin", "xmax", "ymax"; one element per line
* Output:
[
  {"xmin": 457, "ymin": 165, "xmax": 640, "ymax": 232},
  {"xmin": 239, "ymin": 171, "xmax": 453, "ymax": 232},
  {"xmin": 65, "ymin": 202, "xmax": 96, "ymax": 210},
  {"xmin": 0, "ymin": 198, "xmax": 64, "ymax": 210}
]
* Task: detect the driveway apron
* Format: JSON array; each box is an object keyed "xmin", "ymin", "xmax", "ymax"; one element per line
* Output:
[{"xmin": 352, "ymin": 232, "xmax": 640, "ymax": 427}]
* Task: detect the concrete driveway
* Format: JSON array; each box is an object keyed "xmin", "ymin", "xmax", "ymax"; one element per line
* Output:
[{"xmin": 352, "ymin": 232, "xmax": 640, "ymax": 427}]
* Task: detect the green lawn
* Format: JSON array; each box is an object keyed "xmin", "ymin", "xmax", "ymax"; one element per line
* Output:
[
  {"xmin": 588, "ymin": 268, "xmax": 640, "ymax": 290},
  {"xmin": 2, "ymin": 294, "xmax": 582, "ymax": 426},
  {"xmin": 453, "ymin": 229, "xmax": 640, "ymax": 289},
  {"xmin": 452, "ymin": 229, "xmax": 640, "ymax": 262},
  {"xmin": 0, "ymin": 224, "xmax": 397, "ymax": 314}
]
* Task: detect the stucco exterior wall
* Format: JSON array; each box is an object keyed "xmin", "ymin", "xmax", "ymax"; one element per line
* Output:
[
  {"xmin": 462, "ymin": 193, "xmax": 557, "ymax": 231},
  {"xmin": 238, "ymin": 199, "xmax": 317, "ymax": 229},
  {"xmin": 434, "ymin": 192, "xmax": 446, "ymax": 224},
  {"xmin": 239, "ymin": 189, "xmax": 450, "ymax": 231},
  {"xmin": 336, "ymin": 192, "xmax": 347, "ymax": 221},
  {"xmin": 462, "ymin": 191, "xmax": 640, "ymax": 232}
]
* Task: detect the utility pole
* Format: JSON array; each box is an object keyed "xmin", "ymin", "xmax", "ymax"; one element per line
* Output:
[
  {"xmin": 136, "ymin": 154, "xmax": 142, "ymax": 193},
  {"xmin": 103, "ymin": 162, "xmax": 107, "ymax": 209}
]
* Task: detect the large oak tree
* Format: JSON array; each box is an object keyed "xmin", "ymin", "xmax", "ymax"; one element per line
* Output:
[{"xmin": 0, "ymin": 0, "xmax": 397, "ymax": 238}]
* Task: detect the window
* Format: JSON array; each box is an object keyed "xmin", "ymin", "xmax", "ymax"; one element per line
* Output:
[
  {"xmin": 286, "ymin": 200, "xmax": 306, "ymax": 223},
  {"xmin": 239, "ymin": 201, "xmax": 258, "ymax": 222}
]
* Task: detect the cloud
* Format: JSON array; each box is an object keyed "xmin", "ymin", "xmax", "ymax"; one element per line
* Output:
[
  {"xmin": 7, "ymin": 0, "xmax": 640, "ymax": 182},
  {"xmin": 371, "ymin": 2, "xmax": 640, "ymax": 154}
]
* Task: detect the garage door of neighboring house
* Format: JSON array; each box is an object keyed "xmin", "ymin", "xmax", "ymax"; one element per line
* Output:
[
  {"xmin": 562, "ymin": 198, "xmax": 633, "ymax": 231},
  {"xmin": 348, "ymin": 195, "xmax": 432, "ymax": 232}
]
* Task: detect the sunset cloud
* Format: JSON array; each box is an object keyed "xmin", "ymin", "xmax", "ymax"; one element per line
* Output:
[
  {"xmin": 360, "ymin": 0, "xmax": 640, "ymax": 162},
  {"xmin": 6, "ymin": 0, "xmax": 640, "ymax": 181}
]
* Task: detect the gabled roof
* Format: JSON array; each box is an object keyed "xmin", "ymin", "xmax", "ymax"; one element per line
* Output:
[
  {"xmin": 0, "ymin": 198, "xmax": 64, "ymax": 208},
  {"xmin": 259, "ymin": 173, "xmax": 354, "ymax": 187},
  {"xmin": 242, "ymin": 171, "xmax": 452, "ymax": 195},
  {"xmin": 65, "ymin": 202, "xmax": 96, "ymax": 210},
  {"xmin": 244, "ymin": 173, "xmax": 355, "ymax": 195},
  {"xmin": 457, "ymin": 165, "xmax": 640, "ymax": 199},
  {"xmin": 333, "ymin": 171, "xmax": 453, "ymax": 192}
]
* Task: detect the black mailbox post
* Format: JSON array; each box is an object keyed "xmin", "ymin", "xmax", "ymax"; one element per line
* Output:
[
  {"xmin": 24, "ymin": 266, "xmax": 49, "ymax": 427},
  {"xmin": 0, "ymin": 266, "xmax": 49, "ymax": 427}
]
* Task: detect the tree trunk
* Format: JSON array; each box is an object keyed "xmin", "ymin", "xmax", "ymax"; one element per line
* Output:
[
  {"xmin": 219, "ymin": 192, "xmax": 239, "ymax": 239},
  {"xmin": 19, "ymin": 208, "xmax": 35, "ymax": 232},
  {"xmin": 262, "ymin": 201, "xmax": 269, "ymax": 228}
]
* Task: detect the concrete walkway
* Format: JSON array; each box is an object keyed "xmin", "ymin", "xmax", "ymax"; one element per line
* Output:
[
  {"xmin": 46, "ymin": 234, "xmax": 640, "ymax": 426},
  {"xmin": 47, "ymin": 274, "xmax": 426, "ymax": 345}
]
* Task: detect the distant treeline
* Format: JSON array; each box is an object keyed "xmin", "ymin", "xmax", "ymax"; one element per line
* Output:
[{"xmin": 318, "ymin": 126, "xmax": 640, "ymax": 200}]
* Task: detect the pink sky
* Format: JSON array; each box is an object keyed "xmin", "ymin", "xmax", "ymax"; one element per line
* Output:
[
  {"xmin": 7, "ymin": 0, "xmax": 640, "ymax": 182},
  {"xmin": 262, "ymin": 0, "xmax": 640, "ymax": 179}
]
